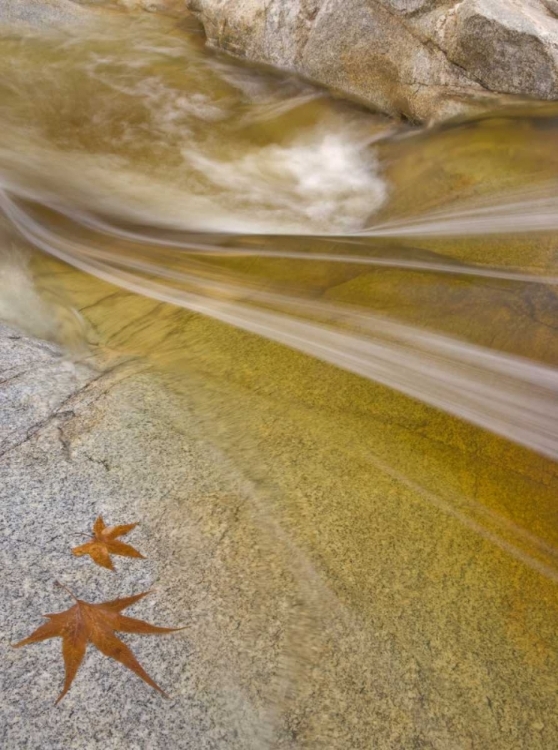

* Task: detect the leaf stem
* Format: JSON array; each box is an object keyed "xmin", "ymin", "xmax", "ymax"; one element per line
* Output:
[{"xmin": 55, "ymin": 580, "xmax": 79, "ymax": 601}]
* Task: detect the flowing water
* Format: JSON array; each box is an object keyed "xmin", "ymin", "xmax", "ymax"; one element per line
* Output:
[{"xmin": 1, "ymin": 4, "xmax": 558, "ymax": 746}]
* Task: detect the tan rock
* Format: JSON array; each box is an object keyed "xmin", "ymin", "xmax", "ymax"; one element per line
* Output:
[{"xmin": 188, "ymin": 0, "xmax": 558, "ymax": 121}]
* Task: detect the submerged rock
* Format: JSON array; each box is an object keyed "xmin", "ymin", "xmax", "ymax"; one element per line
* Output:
[{"xmin": 187, "ymin": 0, "xmax": 558, "ymax": 121}]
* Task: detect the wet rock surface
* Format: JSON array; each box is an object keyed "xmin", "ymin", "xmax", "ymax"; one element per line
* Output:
[
  {"xmin": 0, "ymin": 325, "xmax": 291, "ymax": 748},
  {"xmin": 0, "ymin": 324, "xmax": 406, "ymax": 749},
  {"xmin": 1, "ymin": 2, "xmax": 558, "ymax": 746},
  {"xmin": 1, "ymin": 297, "xmax": 557, "ymax": 749}
]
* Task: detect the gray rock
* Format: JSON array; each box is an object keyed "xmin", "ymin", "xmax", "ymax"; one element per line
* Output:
[
  {"xmin": 0, "ymin": 323, "xmax": 417, "ymax": 749},
  {"xmin": 1, "ymin": 315, "xmax": 557, "ymax": 748},
  {"xmin": 439, "ymin": 0, "xmax": 558, "ymax": 97},
  {"xmin": 0, "ymin": 324, "xmax": 277, "ymax": 748},
  {"xmin": 187, "ymin": 0, "xmax": 558, "ymax": 121},
  {"xmin": 0, "ymin": 325, "xmax": 279, "ymax": 747},
  {"xmin": 0, "ymin": 0, "xmax": 91, "ymax": 27},
  {"xmin": 299, "ymin": 0, "xmax": 488, "ymax": 122},
  {"xmin": 382, "ymin": 0, "xmax": 436, "ymax": 14}
]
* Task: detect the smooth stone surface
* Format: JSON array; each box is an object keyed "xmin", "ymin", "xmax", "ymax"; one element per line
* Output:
[
  {"xmin": 439, "ymin": 0, "xmax": 558, "ymax": 98},
  {"xmin": 0, "ymin": 324, "xmax": 410, "ymax": 749},
  {"xmin": 0, "ymin": 324, "xmax": 283, "ymax": 748},
  {"xmin": 0, "ymin": 0, "xmax": 91, "ymax": 27},
  {"xmin": 1, "ymin": 279, "xmax": 557, "ymax": 749}
]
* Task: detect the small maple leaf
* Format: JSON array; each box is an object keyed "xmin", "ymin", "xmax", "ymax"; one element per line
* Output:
[
  {"xmin": 12, "ymin": 583, "xmax": 184, "ymax": 703},
  {"xmin": 72, "ymin": 515, "xmax": 144, "ymax": 570}
]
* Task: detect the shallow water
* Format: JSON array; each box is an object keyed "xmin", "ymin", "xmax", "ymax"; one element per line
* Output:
[{"xmin": 1, "ymin": 6, "xmax": 557, "ymax": 746}]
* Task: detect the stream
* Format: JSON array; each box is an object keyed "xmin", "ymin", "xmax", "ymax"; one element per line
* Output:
[{"xmin": 1, "ymin": 5, "xmax": 557, "ymax": 746}]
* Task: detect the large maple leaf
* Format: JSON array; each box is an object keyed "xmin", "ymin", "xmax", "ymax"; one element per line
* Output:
[
  {"xmin": 12, "ymin": 584, "xmax": 183, "ymax": 703},
  {"xmin": 72, "ymin": 515, "xmax": 144, "ymax": 570}
]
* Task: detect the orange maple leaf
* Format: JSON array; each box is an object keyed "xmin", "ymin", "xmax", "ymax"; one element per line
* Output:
[
  {"xmin": 12, "ymin": 584, "xmax": 183, "ymax": 703},
  {"xmin": 72, "ymin": 515, "xmax": 144, "ymax": 570}
]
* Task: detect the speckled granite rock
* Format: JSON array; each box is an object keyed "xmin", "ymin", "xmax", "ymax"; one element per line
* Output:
[
  {"xmin": 187, "ymin": 0, "xmax": 558, "ymax": 121},
  {"xmin": 0, "ymin": 325, "xmax": 288, "ymax": 748},
  {"xmin": 1, "ymin": 302, "xmax": 558, "ymax": 749},
  {"xmin": 0, "ymin": 0, "xmax": 184, "ymax": 27},
  {"xmin": 0, "ymin": 324, "xmax": 412, "ymax": 749},
  {"xmin": 0, "ymin": 0, "xmax": 92, "ymax": 26},
  {"xmin": 437, "ymin": 0, "xmax": 558, "ymax": 98}
]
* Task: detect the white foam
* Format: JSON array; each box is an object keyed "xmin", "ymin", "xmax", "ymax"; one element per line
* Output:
[{"xmin": 183, "ymin": 126, "xmax": 387, "ymax": 233}]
